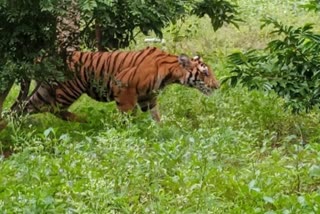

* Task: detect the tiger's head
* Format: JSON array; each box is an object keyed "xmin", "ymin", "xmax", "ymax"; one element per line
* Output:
[{"xmin": 178, "ymin": 55, "xmax": 220, "ymax": 95}]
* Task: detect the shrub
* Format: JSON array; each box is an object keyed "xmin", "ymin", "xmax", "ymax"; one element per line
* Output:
[{"xmin": 225, "ymin": 17, "xmax": 320, "ymax": 113}]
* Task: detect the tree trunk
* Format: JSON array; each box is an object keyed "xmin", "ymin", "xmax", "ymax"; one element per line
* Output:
[
  {"xmin": 0, "ymin": 82, "xmax": 14, "ymax": 131},
  {"xmin": 95, "ymin": 22, "xmax": 106, "ymax": 51},
  {"xmin": 56, "ymin": 0, "xmax": 80, "ymax": 58}
]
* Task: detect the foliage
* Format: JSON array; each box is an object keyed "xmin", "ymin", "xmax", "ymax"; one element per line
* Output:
[
  {"xmin": 192, "ymin": 0, "xmax": 241, "ymax": 31},
  {"xmin": 1, "ymin": 86, "xmax": 320, "ymax": 213},
  {"xmin": 80, "ymin": 0, "xmax": 183, "ymax": 49},
  {"xmin": 0, "ymin": 0, "xmax": 70, "ymax": 92},
  {"xmin": 225, "ymin": 17, "xmax": 320, "ymax": 113},
  {"xmin": 301, "ymin": 0, "xmax": 320, "ymax": 12},
  {"xmin": 80, "ymin": 0, "xmax": 240, "ymax": 50}
]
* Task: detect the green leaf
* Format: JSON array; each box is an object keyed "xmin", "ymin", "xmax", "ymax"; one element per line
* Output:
[
  {"xmin": 44, "ymin": 127, "xmax": 54, "ymax": 138},
  {"xmin": 309, "ymin": 165, "xmax": 320, "ymax": 177},
  {"xmin": 263, "ymin": 196, "xmax": 274, "ymax": 204}
]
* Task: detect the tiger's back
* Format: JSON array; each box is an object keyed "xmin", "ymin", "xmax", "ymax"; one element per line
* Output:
[{"xmin": 67, "ymin": 47, "xmax": 161, "ymax": 102}]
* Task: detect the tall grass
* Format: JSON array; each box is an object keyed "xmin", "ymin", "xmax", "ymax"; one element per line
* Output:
[{"xmin": 1, "ymin": 0, "xmax": 320, "ymax": 213}]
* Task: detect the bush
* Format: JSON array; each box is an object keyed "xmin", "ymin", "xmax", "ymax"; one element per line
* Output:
[{"xmin": 224, "ymin": 17, "xmax": 320, "ymax": 113}]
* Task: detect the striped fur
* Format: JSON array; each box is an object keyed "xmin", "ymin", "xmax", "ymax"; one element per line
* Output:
[{"xmin": 22, "ymin": 47, "xmax": 220, "ymax": 122}]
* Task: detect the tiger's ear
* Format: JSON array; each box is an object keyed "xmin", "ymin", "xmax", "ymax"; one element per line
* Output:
[
  {"xmin": 192, "ymin": 55, "xmax": 201, "ymax": 61},
  {"xmin": 192, "ymin": 55, "xmax": 205, "ymax": 63},
  {"xmin": 178, "ymin": 54, "xmax": 191, "ymax": 68}
]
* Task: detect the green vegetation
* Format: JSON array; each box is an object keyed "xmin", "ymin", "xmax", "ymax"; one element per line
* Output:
[
  {"xmin": 82, "ymin": 0, "xmax": 240, "ymax": 50},
  {"xmin": 226, "ymin": 16, "xmax": 320, "ymax": 113},
  {"xmin": 1, "ymin": 0, "xmax": 320, "ymax": 213}
]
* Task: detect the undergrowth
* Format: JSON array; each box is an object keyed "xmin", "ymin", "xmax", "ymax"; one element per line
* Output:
[{"xmin": 1, "ymin": 0, "xmax": 320, "ymax": 213}]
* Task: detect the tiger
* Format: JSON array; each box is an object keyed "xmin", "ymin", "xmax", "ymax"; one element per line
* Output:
[{"xmin": 19, "ymin": 47, "xmax": 220, "ymax": 122}]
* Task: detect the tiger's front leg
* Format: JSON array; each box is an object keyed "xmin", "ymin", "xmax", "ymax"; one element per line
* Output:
[
  {"xmin": 115, "ymin": 88, "xmax": 138, "ymax": 114},
  {"xmin": 150, "ymin": 105, "xmax": 161, "ymax": 122},
  {"xmin": 138, "ymin": 96, "xmax": 161, "ymax": 122}
]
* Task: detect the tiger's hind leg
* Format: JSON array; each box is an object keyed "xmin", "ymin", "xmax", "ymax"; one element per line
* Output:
[{"xmin": 52, "ymin": 82, "xmax": 87, "ymax": 122}]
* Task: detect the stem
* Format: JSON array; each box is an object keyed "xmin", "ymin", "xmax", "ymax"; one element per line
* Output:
[
  {"xmin": 10, "ymin": 78, "xmax": 31, "ymax": 112},
  {"xmin": 294, "ymin": 122, "xmax": 305, "ymax": 194},
  {"xmin": 197, "ymin": 156, "xmax": 207, "ymax": 210}
]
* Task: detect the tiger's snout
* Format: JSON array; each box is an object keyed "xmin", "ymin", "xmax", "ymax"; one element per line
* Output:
[
  {"xmin": 206, "ymin": 77, "xmax": 220, "ymax": 91},
  {"xmin": 212, "ymin": 80, "xmax": 220, "ymax": 90}
]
